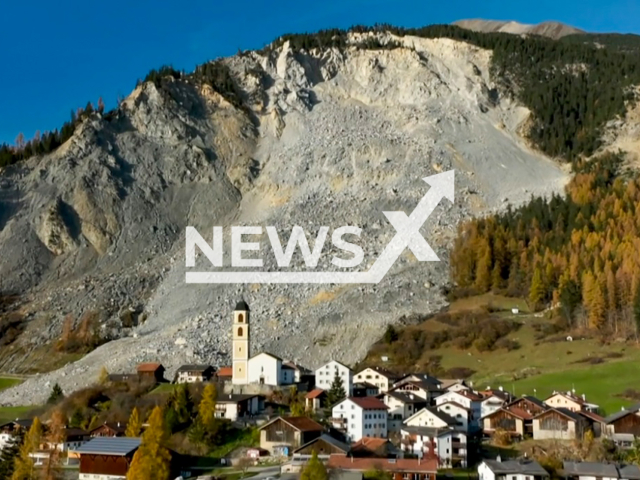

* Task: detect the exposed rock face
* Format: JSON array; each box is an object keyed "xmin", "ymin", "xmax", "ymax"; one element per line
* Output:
[
  {"xmin": 0, "ymin": 33, "xmax": 569, "ymax": 405},
  {"xmin": 453, "ymin": 19, "xmax": 584, "ymax": 39}
]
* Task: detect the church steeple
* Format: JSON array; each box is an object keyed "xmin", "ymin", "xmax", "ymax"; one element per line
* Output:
[{"xmin": 232, "ymin": 300, "xmax": 250, "ymax": 385}]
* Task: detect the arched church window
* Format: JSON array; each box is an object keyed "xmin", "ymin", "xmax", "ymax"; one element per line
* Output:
[
  {"xmin": 238, "ymin": 314, "xmax": 244, "ymax": 323},
  {"xmin": 238, "ymin": 327, "xmax": 243, "ymax": 337}
]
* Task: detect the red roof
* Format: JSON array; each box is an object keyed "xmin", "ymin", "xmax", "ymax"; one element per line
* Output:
[
  {"xmin": 328, "ymin": 454, "xmax": 437, "ymax": 473},
  {"xmin": 136, "ymin": 362, "xmax": 163, "ymax": 373},
  {"xmin": 305, "ymin": 388, "xmax": 326, "ymax": 399},
  {"xmin": 505, "ymin": 407, "xmax": 534, "ymax": 420},
  {"xmin": 578, "ymin": 410, "xmax": 605, "ymax": 423},
  {"xmin": 217, "ymin": 366, "xmax": 233, "ymax": 377},
  {"xmin": 458, "ymin": 390, "xmax": 483, "ymax": 401},
  {"xmin": 348, "ymin": 397, "xmax": 388, "ymax": 410}
]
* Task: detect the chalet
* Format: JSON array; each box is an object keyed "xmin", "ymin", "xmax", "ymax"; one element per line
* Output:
[
  {"xmin": 394, "ymin": 374, "xmax": 442, "ymax": 390},
  {"xmin": 354, "ymin": 367, "xmax": 399, "ymax": 393},
  {"xmin": 305, "ymin": 389, "xmax": 327, "ymax": 412},
  {"xmin": 435, "ymin": 390, "xmax": 483, "ymax": 429},
  {"xmin": 389, "ymin": 381, "xmax": 436, "ymax": 402},
  {"xmin": 478, "ymin": 458, "xmax": 549, "ymax": 480},
  {"xmin": 577, "ymin": 410, "xmax": 606, "ymax": 437},
  {"xmin": 404, "ymin": 407, "xmax": 457, "ymax": 430},
  {"xmin": 480, "ymin": 390, "xmax": 513, "ymax": 418},
  {"xmin": 174, "ymin": 364, "xmax": 215, "ymax": 383},
  {"xmin": 532, "ymin": 407, "xmax": 589, "ymax": 440},
  {"xmin": 439, "ymin": 379, "xmax": 470, "ymax": 393},
  {"xmin": 353, "ymin": 382, "xmax": 380, "ymax": 397},
  {"xmin": 400, "ymin": 426, "xmax": 468, "ymax": 468},
  {"xmin": 136, "ymin": 363, "xmax": 165, "ymax": 383},
  {"xmin": 482, "ymin": 406, "xmax": 533, "ymax": 438},
  {"xmin": 328, "ymin": 454, "xmax": 438, "ymax": 480},
  {"xmin": 259, "ymin": 416, "xmax": 324, "ymax": 456},
  {"xmin": 0, "ymin": 419, "xmax": 33, "ymax": 450},
  {"xmin": 384, "ymin": 390, "xmax": 428, "ymax": 430},
  {"xmin": 544, "ymin": 391, "xmax": 599, "ymax": 413},
  {"xmin": 90, "ymin": 422, "xmax": 127, "ymax": 438},
  {"xmin": 293, "ymin": 434, "xmax": 349, "ymax": 457},
  {"xmin": 508, "ymin": 396, "xmax": 548, "ymax": 416},
  {"xmin": 605, "ymin": 404, "xmax": 640, "ymax": 437},
  {"xmin": 215, "ymin": 393, "xmax": 264, "ymax": 421},
  {"xmin": 41, "ymin": 427, "xmax": 90, "ymax": 452},
  {"xmin": 562, "ymin": 461, "xmax": 640, "ymax": 480}
]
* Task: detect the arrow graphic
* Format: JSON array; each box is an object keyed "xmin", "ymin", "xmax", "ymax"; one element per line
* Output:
[{"xmin": 186, "ymin": 170, "xmax": 455, "ymax": 284}]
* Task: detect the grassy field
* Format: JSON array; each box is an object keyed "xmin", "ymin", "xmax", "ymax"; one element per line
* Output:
[
  {"xmin": 0, "ymin": 405, "xmax": 39, "ymax": 424},
  {"xmin": 208, "ymin": 427, "xmax": 260, "ymax": 458},
  {"xmin": 366, "ymin": 293, "xmax": 640, "ymax": 414},
  {"xmin": 0, "ymin": 376, "xmax": 22, "ymax": 391}
]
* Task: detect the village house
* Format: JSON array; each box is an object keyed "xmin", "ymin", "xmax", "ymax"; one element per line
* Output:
[
  {"xmin": 482, "ymin": 406, "xmax": 532, "ymax": 438},
  {"xmin": 394, "ymin": 374, "xmax": 442, "ymax": 390},
  {"xmin": 0, "ymin": 419, "xmax": 33, "ymax": 450},
  {"xmin": 544, "ymin": 391, "xmax": 599, "ymax": 413},
  {"xmin": 354, "ymin": 367, "xmax": 399, "ymax": 393},
  {"xmin": 136, "ymin": 362, "xmax": 166, "ymax": 384},
  {"xmin": 327, "ymin": 454, "xmax": 438, "ymax": 480},
  {"xmin": 384, "ymin": 390, "xmax": 428, "ymax": 431},
  {"xmin": 106, "ymin": 373, "xmax": 137, "ymax": 383},
  {"xmin": 439, "ymin": 379, "xmax": 471, "ymax": 393},
  {"xmin": 562, "ymin": 461, "xmax": 640, "ymax": 480},
  {"xmin": 389, "ymin": 381, "xmax": 438, "ymax": 402},
  {"xmin": 435, "ymin": 390, "xmax": 483, "ymax": 430},
  {"xmin": 76, "ymin": 437, "xmax": 142, "ymax": 480},
  {"xmin": 305, "ymin": 389, "xmax": 328, "ymax": 412},
  {"xmin": 350, "ymin": 437, "xmax": 403, "ymax": 458},
  {"xmin": 41, "ymin": 427, "xmax": 90, "ymax": 452},
  {"xmin": 331, "ymin": 397, "xmax": 388, "ymax": 442},
  {"xmin": 437, "ymin": 402, "xmax": 470, "ymax": 432},
  {"xmin": 404, "ymin": 407, "xmax": 457, "ymax": 430},
  {"xmin": 509, "ymin": 396, "xmax": 548, "ymax": 416},
  {"xmin": 478, "ymin": 458, "xmax": 549, "ymax": 480},
  {"xmin": 173, "ymin": 364, "xmax": 215, "ymax": 383},
  {"xmin": 286, "ymin": 434, "xmax": 350, "ymax": 472},
  {"xmin": 577, "ymin": 410, "xmax": 606, "ymax": 437},
  {"xmin": 316, "ymin": 360, "xmax": 354, "ymax": 395},
  {"xmin": 215, "ymin": 393, "xmax": 264, "ymax": 421},
  {"xmin": 400, "ymin": 426, "xmax": 468, "ymax": 468},
  {"xmin": 90, "ymin": 422, "xmax": 127, "ymax": 437},
  {"xmin": 283, "ymin": 361, "xmax": 312, "ymax": 383},
  {"xmin": 480, "ymin": 390, "xmax": 513, "ymax": 418},
  {"xmin": 216, "ymin": 366, "xmax": 233, "ymax": 382},
  {"xmin": 605, "ymin": 404, "xmax": 640, "ymax": 437},
  {"xmin": 258, "ymin": 416, "xmax": 324, "ymax": 456},
  {"xmin": 532, "ymin": 407, "xmax": 589, "ymax": 440},
  {"xmin": 353, "ymin": 382, "xmax": 380, "ymax": 397}
]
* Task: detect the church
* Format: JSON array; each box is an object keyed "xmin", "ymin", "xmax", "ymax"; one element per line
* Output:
[{"xmin": 231, "ymin": 300, "xmax": 302, "ymax": 387}]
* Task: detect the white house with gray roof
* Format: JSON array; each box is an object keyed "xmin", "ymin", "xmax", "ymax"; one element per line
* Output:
[
  {"xmin": 562, "ymin": 461, "xmax": 640, "ymax": 480},
  {"xmin": 478, "ymin": 458, "xmax": 549, "ymax": 480}
]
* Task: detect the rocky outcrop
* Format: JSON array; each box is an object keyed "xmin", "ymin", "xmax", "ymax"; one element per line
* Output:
[{"xmin": 0, "ymin": 33, "xmax": 570, "ymax": 405}]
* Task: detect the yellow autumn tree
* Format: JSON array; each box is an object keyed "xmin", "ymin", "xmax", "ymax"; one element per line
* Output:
[
  {"xmin": 12, "ymin": 417, "xmax": 43, "ymax": 480},
  {"xmin": 126, "ymin": 406, "xmax": 171, "ymax": 480},
  {"xmin": 529, "ymin": 265, "xmax": 546, "ymax": 310},
  {"xmin": 198, "ymin": 383, "xmax": 217, "ymax": 429},
  {"xmin": 125, "ymin": 407, "xmax": 142, "ymax": 437},
  {"xmin": 42, "ymin": 410, "xmax": 66, "ymax": 480}
]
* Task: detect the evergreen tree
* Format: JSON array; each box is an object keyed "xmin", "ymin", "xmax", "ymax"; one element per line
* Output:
[
  {"xmin": 300, "ymin": 451, "xmax": 328, "ymax": 480},
  {"xmin": 126, "ymin": 407, "xmax": 142, "ymax": 437},
  {"xmin": 126, "ymin": 407, "xmax": 171, "ymax": 480},
  {"xmin": 47, "ymin": 383, "xmax": 64, "ymax": 405},
  {"xmin": 69, "ymin": 408, "xmax": 84, "ymax": 429},
  {"xmin": 326, "ymin": 371, "xmax": 347, "ymax": 407},
  {"xmin": 12, "ymin": 417, "xmax": 42, "ymax": 480}
]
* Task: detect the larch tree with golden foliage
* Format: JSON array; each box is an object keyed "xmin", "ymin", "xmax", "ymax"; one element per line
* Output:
[
  {"xmin": 12, "ymin": 417, "xmax": 42, "ymax": 480},
  {"xmin": 198, "ymin": 383, "xmax": 217, "ymax": 430},
  {"xmin": 126, "ymin": 406, "xmax": 171, "ymax": 480},
  {"xmin": 42, "ymin": 410, "xmax": 65, "ymax": 480},
  {"xmin": 125, "ymin": 407, "xmax": 142, "ymax": 437}
]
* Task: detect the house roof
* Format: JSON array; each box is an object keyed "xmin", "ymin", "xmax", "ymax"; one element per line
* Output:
[
  {"xmin": 457, "ymin": 390, "xmax": 483, "ymax": 401},
  {"xmin": 353, "ymin": 382, "xmax": 378, "ymax": 390},
  {"xmin": 328, "ymin": 454, "xmax": 437, "ymax": 473},
  {"xmin": 216, "ymin": 393, "xmax": 262, "ymax": 404},
  {"xmin": 75, "ymin": 437, "xmax": 141, "ymax": 456},
  {"xmin": 605, "ymin": 404, "xmax": 640, "ymax": 424},
  {"xmin": 483, "ymin": 459, "xmax": 549, "ymax": 476},
  {"xmin": 347, "ymin": 397, "xmax": 388, "ymax": 410},
  {"xmin": 216, "ymin": 366, "xmax": 233, "ymax": 377},
  {"xmin": 562, "ymin": 462, "xmax": 619, "ymax": 478},
  {"xmin": 577, "ymin": 410, "xmax": 605, "ymax": 423},
  {"xmin": 406, "ymin": 407, "xmax": 456, "ymax": 426},
  {"xmin": 438, "ymin": 379, "xmax": 466, "ymax": 390},
  {"xmin": 306, "ymin": 388, "xmax": 326, "ymax": 399},
  {"xmin": 545, "ymin": 391, "xmax": 585, "ymax": 405},
  {"xmin": 395, "ymin": 373, "xmax": 441, "ymax": 386},
  {"xmin": 136, "ymin": 362, "xmax": 163, "ymax": 373},
  {"xmin": 356, "ymin": 366, "xmax": 398, "ymax": 380},
  {"xmin": 235, "ymin": 300, "xmax": 250, "ymax": 311},
  {"xmin": 251, "ymin": 351, "xmax": 283, "ymax": 362},
  {"xmin": 619, "ymin": 465, "xmax": 640, "ymax": 479},
  {"xmin": 90, "ymin": 422, "xmax": 127, "ymax": 435},
  {"xmin": 292, "ymin": 433, "xmax": 349, "ymax": 454},
  {"xmin": 385, "ymin": 391, "xmax": 427, "ymax": 404},
  {"xmin": 176, "ymin": 364, "xmax": 213, "ymax": 373},
  {"xmin": 508, "ymin": 395, "xmax": 546, "ymax": 410},
  {"xmin": 317, "ymin": 360, "xmax": 352, "ymax": 371},
  {"xmin": 437, "ymin": 401, "xmax": 470, "ymax": 411},
  {"xmin": 351, "ymin": 437, "xmax": 391, "ymax": 454},
  {"xmin": 401, "ymin": 425, "xmax": 442, "ymax": 437},
  {"xmin": 260, "ymin": 416, "xmax": 324, "ymax": 432}
]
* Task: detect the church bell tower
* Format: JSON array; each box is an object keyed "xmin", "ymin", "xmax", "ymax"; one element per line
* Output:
[{"xmin": 232, "ymin": 300, "xmax": 250, "ymax": 385}]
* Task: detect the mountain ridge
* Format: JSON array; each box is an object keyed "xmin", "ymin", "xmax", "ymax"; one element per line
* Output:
[{"xmin": 453, "ymin": 19, "xmax": 585, "ymax": 39}]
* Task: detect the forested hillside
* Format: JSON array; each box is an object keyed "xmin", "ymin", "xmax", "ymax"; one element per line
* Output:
[{"xmin": 450, "ymin": 153, "xmax": 640, "ymax": 336}]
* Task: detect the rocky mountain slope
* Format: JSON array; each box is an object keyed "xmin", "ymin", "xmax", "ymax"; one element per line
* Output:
[
  {"xmin": 0, "ymin": 32, "xmax": 569, "ymax": 405},
  {"xmin": 453, "ymin": 19, "xmax": 584, "ymax": 39}
]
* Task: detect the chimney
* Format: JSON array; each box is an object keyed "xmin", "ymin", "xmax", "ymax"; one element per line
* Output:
[
  {"xmin": 117, "ymin": 422, "xmax": 120, "ymax": 428},
  {"xmin": 229, "ymin": 394, "xmax": 232, "ymax": 399},
  {"xmin": 496, "ymin": 455, "xmax": 502, "ymax": 463},
  {"xmin": 582, "ymin": 394, "xmax": 586, "ymax": 401},
  {"xmin": 499, "ymin": 386, "xmax": 503, "ymax": 392}
]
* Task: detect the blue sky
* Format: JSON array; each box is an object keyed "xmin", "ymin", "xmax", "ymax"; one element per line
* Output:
[{"xmin": 1, "ymin": 0, "xmax": 638, "ymax": 145}]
